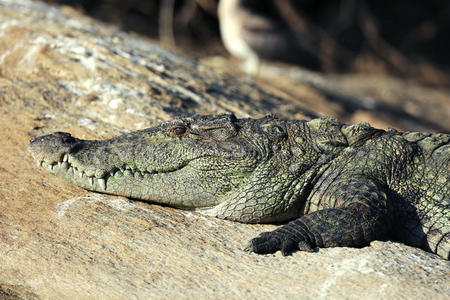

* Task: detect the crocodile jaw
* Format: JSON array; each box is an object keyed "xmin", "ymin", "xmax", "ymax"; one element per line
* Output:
[{"xmin": 33, "ymin": 154, "xmax": 234, "ymax": 208}]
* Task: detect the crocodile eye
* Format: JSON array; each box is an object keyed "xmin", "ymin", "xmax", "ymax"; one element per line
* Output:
[{"xmin": 169, "ymin": 125, "xmax": 188, "ymax": 137}]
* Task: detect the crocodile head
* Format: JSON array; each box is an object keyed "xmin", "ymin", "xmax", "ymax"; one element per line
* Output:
[{"xmin": 29, "ymin": 114, "xmax": 292, "ymax": 208}]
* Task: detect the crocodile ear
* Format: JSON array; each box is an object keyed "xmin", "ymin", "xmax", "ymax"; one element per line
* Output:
[
  {"xmin": 307, "ymin": 118, "xmax": 347, "ymax": 153},
  {"xmin": 190, "ymin": 113, "xmax": 239, "ymax": 141},
  {"xmin": 341, "ymin": 122, "xmax": 381, "ymax": 146}
]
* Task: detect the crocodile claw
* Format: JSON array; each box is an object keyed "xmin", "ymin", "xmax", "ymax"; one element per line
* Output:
[{"xmin": 245, "ymin": 231, "xmax": 316, "ymax": 256}]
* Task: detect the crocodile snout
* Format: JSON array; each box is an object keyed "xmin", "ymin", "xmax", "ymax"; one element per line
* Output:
[{"xmin": 29, "ymin": 132, "xmax": 80, "ymax": 164}]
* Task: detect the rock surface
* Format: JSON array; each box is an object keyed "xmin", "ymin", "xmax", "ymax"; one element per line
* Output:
[{"xmin": 0, "ymin": 0, "xmax": 449, "ymax": 299}]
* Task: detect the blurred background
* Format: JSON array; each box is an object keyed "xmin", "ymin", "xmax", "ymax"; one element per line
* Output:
[{"xmin": 43, "ymin": 0, "xmax": 450, "ymax": 87}]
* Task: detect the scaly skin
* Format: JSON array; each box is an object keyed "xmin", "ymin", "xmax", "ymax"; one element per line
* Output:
[{"xmin": 29, "ymin": 114, "xmax": 449, "ymax": 259}]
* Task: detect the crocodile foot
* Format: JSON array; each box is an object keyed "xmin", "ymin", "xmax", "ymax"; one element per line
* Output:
[{"xmin": 245, "ymin": 227, "xmax": 316, "ymax": 256}]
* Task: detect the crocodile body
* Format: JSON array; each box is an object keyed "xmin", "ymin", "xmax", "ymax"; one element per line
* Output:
[{"xmin": 29, "ymin": 114, "xmax": 449, "ymax": 259}]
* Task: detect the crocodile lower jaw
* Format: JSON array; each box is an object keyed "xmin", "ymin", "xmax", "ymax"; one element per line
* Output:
[{"xmin": 37, "ymin": 156, "xmax": 151, "ymax": 193}]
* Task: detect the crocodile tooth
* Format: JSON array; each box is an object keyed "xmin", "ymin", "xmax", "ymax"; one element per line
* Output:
[
  {"xmin": 63, "ymin": 154, "xmax": 68, "ymax": 162},
  {"xmin": 98, "ymin": 178, "xmax": 106, "ymax": 190},
  {"xmin": 110, "ymin": 172, "xmax": 115, "ymax": 177},
  {"xmin": 57, "ymin": 162, "xmax": 62, "ymax": 168},
  {"xmin": 120, "ymin": 167, "xmax": 125, "ymax": 172},
  {"xmin": 125, "ymin": 165, "xmax": 131, "ymax": 170},
  {"xmin": 79, "ymin": 171, "xmax": 83, "ymax": 178}
]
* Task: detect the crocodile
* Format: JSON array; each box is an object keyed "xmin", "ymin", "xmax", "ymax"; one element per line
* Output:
[{"xmin": 29, "ymin": 114, "xmax": 449, "ymax": 259}]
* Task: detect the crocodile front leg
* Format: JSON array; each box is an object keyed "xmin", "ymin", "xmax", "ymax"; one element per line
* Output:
[{"xmin": 246, "ymin": 178, "xmax": 392, "ymax": 255}]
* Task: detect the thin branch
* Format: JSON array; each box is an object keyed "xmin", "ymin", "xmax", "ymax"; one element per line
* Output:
[{"xmin": 159, "ymin": 0, "xmax": 176, "ymax": 47}]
